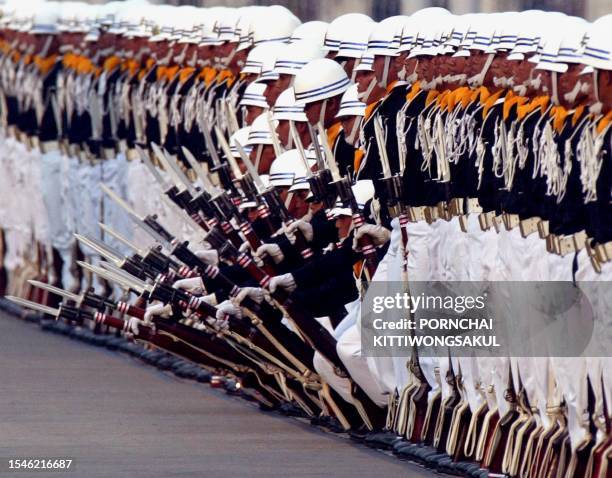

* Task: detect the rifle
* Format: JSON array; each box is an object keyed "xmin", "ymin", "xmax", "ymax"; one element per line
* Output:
[{"xmin": 314, "ymin": 122, "xmax": 379, "ymax": 278}]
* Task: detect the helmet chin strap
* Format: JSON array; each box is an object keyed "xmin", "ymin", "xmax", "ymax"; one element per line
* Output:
[
  {"xmin": 358, "ymin": 77, "xmax": 377, "ymax": 102},
  {"xmin": 467, "ymin": 52, "xmax": 494, "ymax": 88},
  {"xmin": 351, "ymin": 60, "xmax": 360, "ymax": 82},
  {"xmin": 589, "ymin": 70, "xmax": 603, "ymax": 114},
  {"xmin": 173, "ymin": 44, "xmax": 188, "ymax": 64},
  {"xmin": 223, "ymin": 45, "xmax": 237, "ymax": 68},
  {"xmin": 255, "ymin": 144, "xmax": 263, "ymax": 170},
  {"xmin": 346, "ymin": 116, "xmax": 362, "ymax": 144},
  {"xmin": 551, "ymin": 71, "xmax": 559, "ymax": 105},
  {"xmin": 318, "ymin": 99, "xmax": 327, "ymax": 126},
  {"xmin": 287, "ymin": 121, "xmax": 294, "ymax": 149},
  {"xmin": 285, "ymin": 191, "xmax": 294, "ymax": 210},
  {"xmin": 187, "ymin": 50, "xmax": 197, "ymax": 67},
  {"xmin": 377, "ymin": 56, "xmax": 391, "ymax": 88},
  {"xmin": 38, "ymin": 35, "xmax": 53, "ymax": 57}
]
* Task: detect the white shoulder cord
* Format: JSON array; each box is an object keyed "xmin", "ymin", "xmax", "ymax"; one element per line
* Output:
[
  {"xmin": 396, "ymin": 102, "xmax": 410, "ymax": 173},
  {"xmin": 530, "ymin": 104, "xmax": 554, "ymax": 180},
  {"xmin": 577, "ymin": 117, "xmax": 610, "ymax": 203}
]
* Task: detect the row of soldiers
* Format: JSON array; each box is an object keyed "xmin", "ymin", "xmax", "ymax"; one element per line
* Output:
[{"xmin": 0, "ymin": 1, "xmax": 610, "ymax": 477}]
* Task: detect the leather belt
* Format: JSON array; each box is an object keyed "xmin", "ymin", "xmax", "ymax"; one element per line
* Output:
[
  {"xmin": 425, "ymin": 206, "xmax": 440, "ymax": 224},
  {"xmin": 547, "ymin": 232, "xmax": 586, "ymax": 256},
  {"xmin": 39, "ymin": 140, "xmax": 59, "ymax": 153},
  {"xmin": 466, "ymin": 197, "xmax": 482, "ymax": 214},
  {"xmin": 102, "ymin": 147, "xmax": 117, "ymax": 160},
  {"xmin": 30, "ymin": 136, "xmax": 40, "ymax": 150},
  {"xmin": 126, "ymin": 148, "xmax": 138, "ymax": 161},
  {"xmin": 479, "ymin": 211, "xmax": 496, "ymax": 231},
  {"xmin": 492, "ymin": 215, "xmax": 504, "ymax": 233},
  {"xmin": 408, "ymin": 206, "xmax": 426, "ymax": 222},
  {"xmin": 594, "ymin": 241, "xmax": 612, "ymax": 263},
  {"xmin": 503, "ymin": 213, "xmax": 520, "ymax": 231},
  {"xmin": 537, "ymin": 220, "xmax": 549, "ymax": 239},
  {"xmin": 519, "ymin": 217, "xmax": 540, "ymax": 238},
  {"xmin": 448, "ymin": 198, "xmax": 463, "ymax": 217},
  {"xmin": 586, "ymin": 239, "xmax": 612, "ymax": 273},
  {"xmin": 436, "ymin": 201, "xmax": 450, "ymax": 221}
]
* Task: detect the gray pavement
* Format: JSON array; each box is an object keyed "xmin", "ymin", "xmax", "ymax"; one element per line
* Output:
[{"xmin": 0, "ymin": 313, "xmax": 436, "ymax": 477}]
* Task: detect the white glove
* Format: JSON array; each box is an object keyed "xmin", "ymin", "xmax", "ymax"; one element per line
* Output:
[
  {"xmin": 285, "ymin": 220, "xmax": 314, "ymax": 242},
  {"xmin": 232, "ymin": 287, "xmax": 269, "ymax": 306},
  {"xmin": 268, "ymin": 273, "xmax": 296, "ymax": 294},
  {"xmin": 143, "ymin": 302, "xmax": 173, "ymax": 324},
  {"xmin": 194, "ymin": 249, "xmax": 219, "ymax": 266},
  {"xmin": 172, "ymin": 276, "xmax": 205, "ymax": 295},
  {"xmin": 198, "ymin": 293, "xmax": 217, "ymax": 306},
  {"xmin": 255, "ymin": 243, "xmax": 284, "ymax": 264},
  {"xmin": 215, "ymin": 300, "xmax": 243, "ymax": 320},
  {"xmin": 126, "ymin": 317, "xmax": 150, "ymax": 336},
  {"xmin": 353, "ymin": 224, "xmax": 391, "ymax": 250}
]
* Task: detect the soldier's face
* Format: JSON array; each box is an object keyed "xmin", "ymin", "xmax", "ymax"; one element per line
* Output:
[
  {"xmin": 598, "ymin": 70, "xmax": 612, "ymax": 114},
  {"xmin": 276, "ymin": 120, "xmax": 291, "ymax": 148},
  {"xmin": 197, "ymin": 45, "xmax": 213, "ymax": 62},
  {"xmin": 304, "ymin": 96, "xmax": 341, "ymax": 128},
  {"xmin": 252, "ymin": 144, "xmax": 276, "ymax": 174},
  {"xmin": 227, "ymin": 47, "xmax": 247, "ymax": 72},
  {"xmin": 288, "ymin": 189, "xmax": 310, "ymax": 218},
  {"xmin": 337, "ymin": 57, "xmax": 356, "ymax": 77},
  {"xmin": 340, "ymin": 116, "xmax": 360, "ymax": 147},
  {"xmin": 558, "ymin": 64, "xmax": 592, "ymax": 108},
  {"xmin": 512, "ymin": 58, "xmax": 534, "ymax": 91},
  {"xmin": 264, "ymin": 74, "xmax": 293, "ymax": 107},
  {"xmin": 356, "ymin": 70, "xmax": 375, "ymax": 95},
  {"xmin": 527, "ymin": 69, "xmax": 552, "ymax": 97},
  {"xmin": 245, "ymin": 105, "xmax": 264, "ymax": 126}
]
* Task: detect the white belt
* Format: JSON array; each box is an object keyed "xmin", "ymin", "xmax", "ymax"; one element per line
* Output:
[{"xmin": 39, "ymin": 140, "xmax": 59, "ymax": 153}]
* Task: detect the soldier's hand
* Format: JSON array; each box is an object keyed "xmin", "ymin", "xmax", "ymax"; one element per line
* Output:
[
  {"xmin": 285, "ymin": 220, "xmax": 314, "ymax": 243},
  {"xmin": 352, "ymin": 224, "xmax": 391, "ymax": 250},
  {"xmin": 172, "ymin": 276, "xmax": 205, "ymax": 295},
  {"xmin": 194, "ymin": 249, "xmax": 219, "ymax": 266},
  {"xmin": 255, "ymin": 243, "xmax": 284, "ymax": 264},
  {"xmin": 232, "ymin": 286, "xmax": 270, "ymax": 306},
  {"xmin": 268, "ymin": 273, "xmax": 296, "ymax": 293},
  {"xmin": 143, "ymin": 302, "xmax": 173, "ymax": 324},
  {"xmin": 207, "ymin": 300, "xmax": 240, "ymax": 330}
]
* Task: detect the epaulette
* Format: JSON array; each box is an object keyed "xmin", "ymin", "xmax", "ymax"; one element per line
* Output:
[
  {"xmin": 364, "ymin": 101, "xmax": 379, "ymax": 120},
  {"xmin": 502, "ymin": 90, "xmax": 528, "ymax": 120},
  {"xmin": 571, "ymin": 105, "xmax": 586, "ymax": 126},
  {"xmin": 199, "ymin": 66, "xmax": 217, "ymax": 86},
  {"xmin": 33, "ymin": 54, "xmax": 58, "ymax": 75},
  {"xmin": 453, "ymin": 86, "xmax": 472, "ymax": 110},
  {"xmin": 549, "ymin": 105, "xmax": 569, "ymax": 133},
  {"xmin": 128, "ymin": 59, "xmax": 142, "ymax": 78},
  {"xmin": 596, "ymin": 111, "xmax": 612, "ymax": 134},
  {"xmin": 425, "ymin": 90, "xmax": 440, "ymax": 107},
  {"xmin": 516, "ymin": 95, "xmax": 549, "ymax": 120},
  {"xmin": 165, "ymin": 65, "xmax": 179, "ymax": 82},
  {"xmin": 216, "ymin": 69, "xmax": 234, "ymax": 87},
  {"xmin": 178, "ymin": 67, "xmax": 195, "ymax": 84},
  {"xmin": 405, "ymin": 81, "xmax": 421, "ymax": 102},
  {"xmin": 327, "ymin": 121, "xmax": 342, "ymax": 150},
  {"xmin": 156, "ymin": 65, "xmax": 167, "ymax": 81},
  {"xmin": 103, "ymin": 56, "xmax": 121, "ymax": 73},
  {"xmin": 481, "ymin": 89, "xmax": 505, "ymax": 119}
]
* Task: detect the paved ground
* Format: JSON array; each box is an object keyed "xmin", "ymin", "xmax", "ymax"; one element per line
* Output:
[{"xmin": 0, "ymin": 312, "xmax": 437, "ymax": 478}]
